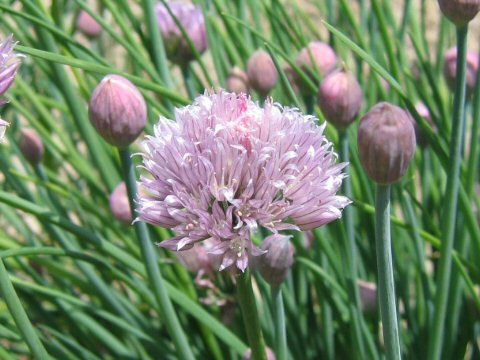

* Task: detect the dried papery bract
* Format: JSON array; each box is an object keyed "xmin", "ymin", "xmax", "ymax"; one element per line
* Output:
[
  {"xmin": 438, "ymin": 0, "xmax": 480, "ymax": 26},
  {"xmin": 155, "ymin": 1, "xmax": 207, "ymax": 65},
  {"xmin": 88, "ymin": 74, "xmax": 147, "ymax": 148},
  {"xmin": 0, "ymin": 119, "xmax": 9, "ymax": 142},
  {"xmin": 19, "ymin": 129, "xmax": 44, "ymax": 165},
  {"xmin": 258, "ymin": 234, "xmax": 295, "ymax": 287},
  {"xmin": 76, "ymin": 10, "xmax": 102, "ymax": 38},
  {"xmin": 317, "ymin": 69, "xmax": 363, "ymax": 130},
  {"xmin": 227, "ymin": 66, "xmax": 249, "ymax": 94},
  {"xmin": 247, "ymin": 50, "xmax": 278, "ymax": 96},
  {"xmin": 137, "ymin": 91, "xmax": 350, "ymax": 272},
  {"xmin": 109, "ymin": 182, "xmax": 132, "ymax": 224},
  {"xmin": 358, "ymin": 102, "xmax": 416, "ymax": 184},
  {"xmin": 443, "ymin": 47, "xmax": 479, "ymax": 96}
]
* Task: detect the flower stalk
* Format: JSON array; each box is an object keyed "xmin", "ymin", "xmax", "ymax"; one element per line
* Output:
[
  {"xmin": 271, "ymin": 286, "xmax": 287, "ymax": 360},
  {"xmin": 119, "ymin": 149, "xmax": 195, "ymax": 360},
  {"xmin": 375, "ymin": 184, "xmax": 401, "ymax": 360},
  {"xmin": 428, "ymin": 25, "xmax": 469, "ymax": 360},
  {"xmin": 237, "ymin": 270, "xmax": 267, "ymax": 360}
]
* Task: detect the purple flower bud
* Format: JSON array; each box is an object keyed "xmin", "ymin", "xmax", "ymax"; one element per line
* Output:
[
  {"xmin": 408, "ymin": 102, "xmax": 436, "ymax": 147},
  {"xmin": 317, "ymin": 69, "xmax": 363, "ymax": 130},
  {"xmin": 176, "ymin": 244, "xmax": 212, "ymax": 274},
  {"xmin": 19, "ymin": 128, "xmax": 44, "ymax": 165},
  {"xmin": 258, "ymin": 234, "xmax": 295, "ymax": 287},
  {"xmin": 296, "ymin": 41, "xmax": 337, "ymax": 76},
  {"xmin": 155, "ymin": 2, "xmax": 207, "ymax": 65},
  {"xmin": 242, "ymin": 347, "xmax": 276, "ymax": 360},
  {"xmin": 109, "ymin": 182, "xmax": 132, "ymax": 223},
  {"xmin": 247, "ymin": 49, "xmax": 278, "ymax": 96},
  {"xmin": 0, "ymin": 119, "xmax": 9, "ymax": 142},
  {"xmin": 88, "ymin": 74, "xmax": 147, "ymax": 148},
  {"xmin": 443, "ymin": 47, "xmax": 479, "ymax": 96},
  {"xmin": 358, "ymin": 102, "xmax": 416, "ymax": 184},
  {"xmin": 438, "ymin": 0, "xmax": 480, "ymax": 26},
  {"xmin": 358, "ymin": 279, "xmax": 377, "ymax": 314},
  {"xmin": 0, "ymin": 35, "xmax": 23, "ymax": 106},
  {"xmin": 76, "ymin": 10, "xmax": 102, "ymax": 38},
  {"xmin": 226, "ymin": 66, "xmax": 249, "ymax": 94}
]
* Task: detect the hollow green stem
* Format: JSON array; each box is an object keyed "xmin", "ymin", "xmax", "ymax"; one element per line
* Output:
[
  {"xmin": 375, "ymin": 184, "xmax": 401, "ymax": 360},
  {"xmin": 237, "ymin": 270, "xmax": 267, "ymax": 360},
  {"xmin": 428, "ymin": 25, "xmax": 469, "ymax": 360},
  {"xmin": 119, "ymin": 149, "xmax": 195, "ymax": 360},
  {"xmin": 339, "ymin": 131, "xmax": 368, "ymax": 360},
  {"xmin": 140, "ymin": 0, "xmax": 173, "ymax": 112},
  {"xmin": 271, "ymin": 286, "xmax": 287, "ymax": 360},
  {"xmin": 0, "ymin": 257, "xmax": 50, "ymax": 359},
  {"xmin": 181, "ymin": 64, "xmax": 196, "ymax": 100}
]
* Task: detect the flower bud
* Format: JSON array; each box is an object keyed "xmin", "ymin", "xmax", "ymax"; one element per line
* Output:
[
  {"xmin": 0, "ymin": 119, "xmax": 9, "ymax": 142},
  {"xmin": 76, "ymin": 10, "xmax": 102, "ymax": 38},
  {"xmin": 358, "ymin": 279, "xmax": 377, "ymax": 314},
  {"xmin": 89, "ymin": 74, "xmax": 147, "ymax": 148},
  {"xmin": 317, "ymin": 69, "xmax": 363, "ymax": 130},
  {"xmin": 258, "ymin": 234, "xmax": 295, "ymax": 287},
  {"xmin": 296, "ymin": 41, "xmax": 337, "ymax": 75},
  {"xmin": 438, "ymin": 0, "xmax": 480, "ymax": 26},
  {"xmin": 247, "ymin": 49, "xmax": 278, "ymax": 96},
  {"xmin": 19, "ymin": 128, "xmax": 44, "ymax": 164},
  {"xmin": 155, "ymin": 2, "xmax": 207, "ymax": 65},
  {"xmin": 242, "ymin": 347, "xmax": 276, "ymax": 360},
  {"xmin": 109, "ymin": 182, "xmax": 132, "ymax": 223},
  {"xmin": 443, "ymin": 47, "xmax": 479, "ymax": 96},
  {"xmin": 226, "ymin": 66, "xmax": 249, "ymax": 94},
  {"xmin": 295, "ymin": 41, "xmax": 337, "ymax": 93},
  {"xmin": 176, "ymin": 244, "xmax": 211, "ymax": 274},
  {"xmin": 408, "ymin": 102, "xmax": 436, "ymax": 147},
  {"xmin": 358, "ymin": 102, "xmax": 416, "ymax": 184}
]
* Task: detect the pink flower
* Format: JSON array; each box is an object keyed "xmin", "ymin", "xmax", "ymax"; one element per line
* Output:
[
  {"xmin": 137, "ymin": 91, "xmax": 350, "ymax": 271},
  {"xmin": 0, "ymin": 35, "xmax": 22, "ymax": 106}
]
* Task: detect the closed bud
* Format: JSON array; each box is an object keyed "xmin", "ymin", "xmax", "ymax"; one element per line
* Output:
[
  {"xmin": 242, "ymin": 347, "xmax": 276, "ymax": 360},
  {"xmin": 296, "ymin": 41, "xmax": 337, "ymax": 75},
  {"xmin": 89, "ymin": 74, "xmax": 147, "ymax": 148},
  {"xmin": 295, "ymin": 41, "xmax": 337, "ymax": 94},
  {"xmin": 19, "ymin": 128, "xmax": 44, "ymax": 164},
  {"xmin": 358, "ymin": 279, "xmax": 377, "ymax": 314},
  {"xmin": 109, "ymin": 182, "xmax": 132, "ymax": 223},
  {"xmin": 155, "ymin": 2, "xmax": 207, "ymax": 65},
  {"xmin": 358, "ymin": 102, "xmax": 416, "ymax": 184},
  {"xmin": 409, "ymin": 102, "xmax": 436, "ymax": 147},
  {"xmin": 247, "ymin": 49, "xmax": 278, "ymax": 96},
  {"xmin": 76, "ymin": 11, "xmax": 102, "ymax": 38},
  {"xmin": 443, "ymin": 47, "xmax": 479, "ymax": 96},
  {"xmin": 317, "ymin": 69, "xmax": 363, "ymax": 130},
  {"xmin": 258, "ymin": 234, "xmax": 295, "ymax": 287},
  {"xmin": 226, "ymin": 66, "xmax": 249, "ymax": 94},
  {"xmin": 438, "ymin": 0, "xmax": 480, "ymax": 26}
]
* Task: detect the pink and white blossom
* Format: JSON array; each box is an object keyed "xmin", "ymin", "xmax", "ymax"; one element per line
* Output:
[{"xmin": 137, "ymin": 91, "xmax": 350, "ymax": 271}]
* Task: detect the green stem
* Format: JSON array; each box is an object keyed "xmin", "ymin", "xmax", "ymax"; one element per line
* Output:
[
  {"xmin": 271, "ymin": 286, "xmax": 287, "ymax": 360},
  {"xmin": 140, "ymin": 0, "xmax": 173, "ymax": 112},
  {"xmin": 375, "ymin": 184, "xmax": 401, "ymax": 360},
  {"xmin": 339, "ymin": 131, "xmax": 367, "ymax": 360},
  {"xmin": 181, "ymin": 64, "xmax": 196, "ymax": 100},
  {"xmin": 237, "ymin": 270, "xmax": 267, "ymax": 360},
  {"xmin": 0, "ymin": 257, "xmax": 50, "ymax": 359},
  {"xmin": 119, "ymin": 149, "xmax": 195, "ymax": 360},
  {"xmin": 428, "ymin": 25, "xmax": 469, "ymax": 360}
]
